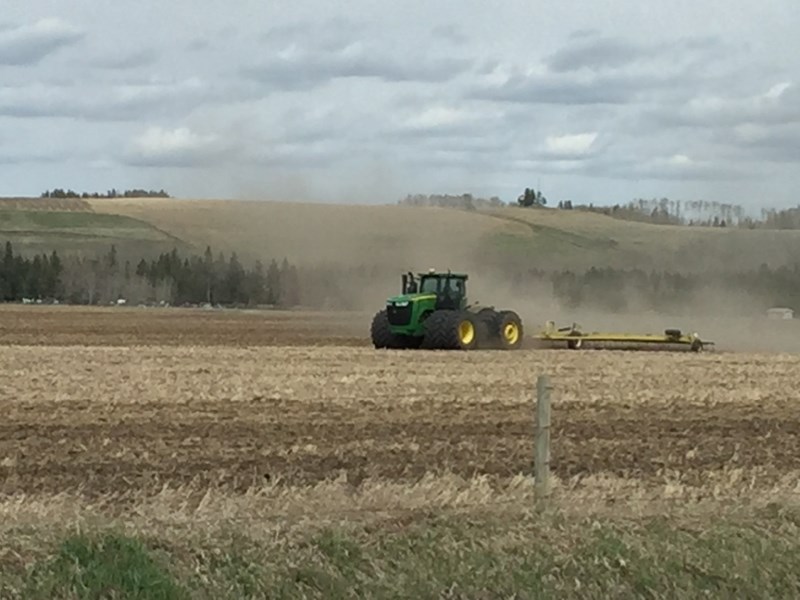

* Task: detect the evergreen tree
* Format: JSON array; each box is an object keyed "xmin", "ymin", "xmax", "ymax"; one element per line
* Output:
[
  {"xmin": 203, "ymin": 246, "xmax": 214, "ymax": 303},
  {"xmin": 266, "ymin": 259, "xmax": 281, "ymax": 305},
  {"xmin": 279, "ymin": 258, "xmax": 300, "ymax": 307},
  {"xmin": 225, "ymin": 252, "xmax": 246, "ymax": 304},
  {"xmin": 246, "ymin": 260, "xmax": 266, "ymax": 305},
  {"xmin": 3, "ymin": 242, "xmax": 16, "ymax": 301}
]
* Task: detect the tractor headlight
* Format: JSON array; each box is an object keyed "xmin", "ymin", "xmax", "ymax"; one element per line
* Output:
[{"xmin": 393, "ymin": 301, "xmax": 409, "ymax": 307}]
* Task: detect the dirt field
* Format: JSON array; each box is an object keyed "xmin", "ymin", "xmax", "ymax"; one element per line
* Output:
[
  {"xmin": 2, "ymin": 305, "xmax": 799, "ymax": 501},
  {"xmin": 0, "ymin": 304, "xmax": 368, "ymax": 347}
]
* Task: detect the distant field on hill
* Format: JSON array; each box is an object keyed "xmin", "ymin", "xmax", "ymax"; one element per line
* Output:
[
  {"xmin": 0, "ymin": 207, "xmax": 187, "ymax": 257},
  {"xmin": 88, "ymin": 197, "xmax": 800, "ymax": 273},
  {"xmin": 489, "ymin": 208, "xmax": 800, "ymax": 271},
  {"xmin": 89, "ymin": 197, "xmax": 531, "ymax": 269},
  {"xmin": 0, "ymin": 197, "xmax": 92, "ymax": 212}
]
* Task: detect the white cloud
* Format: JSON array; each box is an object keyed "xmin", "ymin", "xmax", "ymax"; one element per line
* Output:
[
  {"xmin": 763, "ymin": 81, "xmax": 792, "ymax": 100},
  {"xmin": 404, "ymin": 107, "xmax": 473, "ymax": 129},
  {"xmin": 545, "ymin": 132, "xmax": 598, "ymax": 157},
  {"xmin": 668, "ymin": 154, "xmax": 692, "ymax": 166},
  {"xmin": 633, "ymin": 153, "xmax": 731, "ymax": 180},
  {"xmin": 126, "ymin": 126, "xmax": 229, "ymax": 167}
]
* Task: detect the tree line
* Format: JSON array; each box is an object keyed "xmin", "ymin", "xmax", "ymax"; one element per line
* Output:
[
  {"xmin": 0, "ymin": 243, "xmax": 62, "ymax": 302},
  {"xmin": 0, "ymin": 242, "xmax": 299, "ymax": 307},
  {"xmin": 536, "ymin": 265, "xmax": 800, "ymax": 314},
  {"xmin": 567, "ymin": 198, "xmax": 800, "ymax": 230},
  {"xmin": 4, "ymin": 239, "xmax": 799, "ymax": 315},
  {"xmin": 401, "ymin": 189, "xmax": 800, "ymax": 231},
  {"xmin": 398, "ymin": 193, "xmax": 506, "ymax": 210},
  {"xmin": 40, "ymin": 188, "xmax": 171, "ymax": 199},
  {"xmin": 517, "ymin": 187, "xmax": 548, "ymax": 207}
]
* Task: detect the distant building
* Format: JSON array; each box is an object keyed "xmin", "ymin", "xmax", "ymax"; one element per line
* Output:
[{"xmin": 767, "ymin": 307, "xmax": 794, "ymax": 320}]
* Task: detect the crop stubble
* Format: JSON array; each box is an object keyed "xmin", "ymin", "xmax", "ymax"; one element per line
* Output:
[{"xmin": 1, "ymin": 306, "xmax": 799, "ymax": 500}]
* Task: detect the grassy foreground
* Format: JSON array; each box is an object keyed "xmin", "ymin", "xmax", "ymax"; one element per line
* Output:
[
  {"xmin": 5, "ymin": 510, "xmax": 800, "ymax": 598},
  {"xmin": 3, "ymin": 485, "xmax": 800, "ymax": 599}
]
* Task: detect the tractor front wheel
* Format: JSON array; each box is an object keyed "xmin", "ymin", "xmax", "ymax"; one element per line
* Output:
[{"xmin": 371, "ymin": 309, "xmax": 419, "ymax": 349}]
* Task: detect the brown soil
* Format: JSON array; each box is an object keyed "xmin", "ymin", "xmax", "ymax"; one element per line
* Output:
[
  {"xmin": 1, "ymin": 306, "xmax": 798, "ymax": 499},
  {"xmin": 0, "ymin": 304, "xmax": 368, "ymax": 347}
]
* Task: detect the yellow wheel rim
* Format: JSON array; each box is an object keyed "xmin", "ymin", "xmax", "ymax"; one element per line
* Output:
[
  {"xmin": 503, "ymin": 322, "xmax": 520, "ymax": 345},
  {"xmin": 458, "ymin": 320, "xmax": 475, "ymax": 345}
]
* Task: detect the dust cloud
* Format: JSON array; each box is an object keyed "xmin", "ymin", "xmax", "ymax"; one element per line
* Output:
[
  {"xmin": 294, "ymin": 235, "xmax": 800, "ymax": 354},
  {"xmin": 93, "ymin": 194, "xmax": 800, "ymax": 354}
]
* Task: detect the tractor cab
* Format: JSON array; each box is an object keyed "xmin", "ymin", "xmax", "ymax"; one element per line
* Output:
[{"xmin": 402, "ymin": 270, "xmax": 468, "ymax": 311}]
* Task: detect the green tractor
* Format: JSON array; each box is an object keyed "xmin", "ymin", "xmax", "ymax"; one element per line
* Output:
[{"xmin": 370, "ymin": 270, "xmax": 524, "ymax": 350}]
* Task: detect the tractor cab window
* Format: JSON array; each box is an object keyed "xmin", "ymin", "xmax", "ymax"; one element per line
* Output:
[
  {"xmin": 448, "ymin": 278, "xmax": 465, "ymax": 296},
  {"xmin": 419, "ymin": 277, "xmax": 440, "ymax": 294}
]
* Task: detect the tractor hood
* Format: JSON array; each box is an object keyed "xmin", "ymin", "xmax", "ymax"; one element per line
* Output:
[{"xmin": 386, "ymin": 293, "xmax": 437, "ymax": 306}]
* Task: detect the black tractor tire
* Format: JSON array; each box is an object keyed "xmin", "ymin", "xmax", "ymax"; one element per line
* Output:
[
  {"xmin": 371, "ymin": 309, "xmax": 419, "ymax": 349},
  {"xmin": 421, "ymin": 310, "xmax": 482, "ymax": 350},
  {"xmin": 476, "ymin": 307, "xmax": 501, "ymax": 348},
  {"xmin": 497, "ymin": 310, "xmax": 524, "ymax": 350}
]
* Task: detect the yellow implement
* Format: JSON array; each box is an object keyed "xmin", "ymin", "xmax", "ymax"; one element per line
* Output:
[{"xmin": 533, "ymin": 321, "xmax": 714, "ymax": 352}]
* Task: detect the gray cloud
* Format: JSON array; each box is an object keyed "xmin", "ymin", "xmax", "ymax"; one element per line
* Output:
[
  {"xmin": 0, "ymin": 2, "xmax": 797, "ymax": 207},
  {"xmin": 546, "ymin": 37, "xmax": 653, "ymax": 72},
  {"xmin": 651, "ymin": 83, "xmax": 800, "ymax": 129},
  {"xmin": 720, "ymin": 122, "xmax": 800, "ymax": 164},
  {"xmin": 546, "ymin": 35, "xmax": 726, "ymax": 73},
  {"xmin": 431, "ymin": 24, "xmax": 468, "ymax": 46},
  {"xmin": 0, "ymin": 151, "xmax": 59, "ymax": 165},
  {"xmin": 0, "ymin": 78, "xmax": 247, "ymax": 121},
  {"xmin": 260, "ymin": 17, "xmax": 365, "ymax": 53},
  {"xmin": 474, "ymin": 71, "xmax": 665, "ymax": 105},
  {"xmin": 244, "ymin": 49, "xmax": 474, "ymax": 91},
  {"xmin": 246, "ymin": 22, "xmax": 475, "ymax": 91},
  {"xmin": 0, "ymin": 18, "xmax": 83, "ymax": 66},
  {"xmin": 90, "ymin": 48, "xmax": 158, "ymax": 70},
  {"xmin": 506, "ymin": 151, "xmax": 751, "ymax": 182},
  {"xmin": 477, "ymin": 34, "xmax": 737, "ymax": 107}
]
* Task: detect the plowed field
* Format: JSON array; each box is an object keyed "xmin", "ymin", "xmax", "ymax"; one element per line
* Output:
[{"xmin": 1, "ymin": 306, "xmax": 799, "ymax": 500}]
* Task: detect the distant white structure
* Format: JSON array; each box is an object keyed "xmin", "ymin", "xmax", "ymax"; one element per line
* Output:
[{"xmin": 767, "ymin": 307, "xmax": 794, "ymax": 320}]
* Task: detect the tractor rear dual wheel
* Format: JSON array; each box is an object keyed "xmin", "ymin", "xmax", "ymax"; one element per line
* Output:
[
  {"xmin": 421, "ymin": 310, "xmax": 485, "ymax": 350},
  {"xmin": 476, "ymin": 308, "xmax": 524, "ymax": 350},
  {"xmin": 498, "ymin": 310, "xmax": 523, "ymax": 349},
  {"xmin": 421, "ymin": 309, "xmax": 523, "ymax": 350}
]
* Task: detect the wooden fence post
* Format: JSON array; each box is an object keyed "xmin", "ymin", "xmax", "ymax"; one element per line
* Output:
[{"xmin": 535, "ymin": 375, "xmax": 552, "ymax": 510}]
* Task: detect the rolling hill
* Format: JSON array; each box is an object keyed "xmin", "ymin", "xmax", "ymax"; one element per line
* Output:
[
  {"xmin": 3, "ymin": 196, "xmax": 800, "ymax": 277},
  {"xmin": 85, "ymin": 197, "xmax": 800, "ymax": 274}
]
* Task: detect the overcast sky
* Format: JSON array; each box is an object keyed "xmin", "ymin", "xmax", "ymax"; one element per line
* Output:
[{"xmin": 1, "ymin": 1, "xmax": 798, "ymax": 208}]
